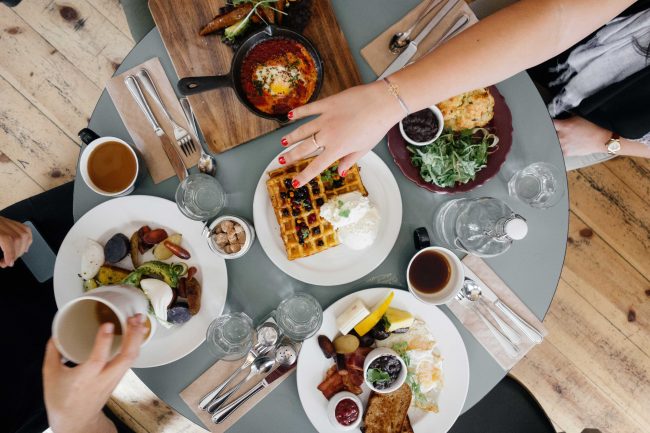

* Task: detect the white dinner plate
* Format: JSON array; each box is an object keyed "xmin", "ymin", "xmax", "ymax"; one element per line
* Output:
[
  {"xmin": 297, "ymin": 288, "xmax": 469, "ymax": 433},
  {"xmin": 253, "ymin": 148, "xmax": 402, "ymax": 286},
  {"xmin": 53, "ymin": 196, "xmax": 228, "ymax": 368}
]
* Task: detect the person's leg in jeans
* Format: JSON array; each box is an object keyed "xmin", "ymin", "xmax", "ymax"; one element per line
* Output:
[{"xmin": 121, "ymin": 0, "xmax": 156, "ymax": 43}]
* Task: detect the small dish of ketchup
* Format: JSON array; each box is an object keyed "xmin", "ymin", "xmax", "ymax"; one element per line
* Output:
[{"xmin": 327, "ymin": 391, "xmax": 363, "ymax": 431}]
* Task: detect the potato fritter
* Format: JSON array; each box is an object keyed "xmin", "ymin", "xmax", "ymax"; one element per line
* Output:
[{"xmin": 437, "ymin": 88, "xmax": 495, "ymax": 131}]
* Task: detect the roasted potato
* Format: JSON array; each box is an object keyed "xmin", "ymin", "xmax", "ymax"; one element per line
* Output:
[{"xmin": 96, "ymin": 265, "xmax": 132, "ymax": 286}]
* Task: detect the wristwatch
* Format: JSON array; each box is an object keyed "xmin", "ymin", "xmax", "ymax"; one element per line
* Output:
[{"xmin": 605, "ymin": 132, "xmax": 621, "ymax": 155}]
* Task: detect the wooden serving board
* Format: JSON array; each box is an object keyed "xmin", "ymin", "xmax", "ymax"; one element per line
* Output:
[{"xmin": 149, "ymin": 0, "xmax": 362, "ymax": 154}]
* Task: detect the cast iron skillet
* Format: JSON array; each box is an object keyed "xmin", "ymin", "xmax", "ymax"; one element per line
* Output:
[{"xmin": 177, "ymin": 25, "xmax": 324, "ymax": 123}]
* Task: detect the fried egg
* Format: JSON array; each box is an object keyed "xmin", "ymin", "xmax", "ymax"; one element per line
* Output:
[
  {"xmin": 376, "ymin": 319, "xmax": 444, "ymax": 412},
  {"xmin": 254, "ymin": 64, "xmax": 302, "ymax": 96}
]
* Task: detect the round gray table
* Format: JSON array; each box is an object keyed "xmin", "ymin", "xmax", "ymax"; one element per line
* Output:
[{"xmin": 75, "ymin": 0, "xmax": 568, "ymax": 431}]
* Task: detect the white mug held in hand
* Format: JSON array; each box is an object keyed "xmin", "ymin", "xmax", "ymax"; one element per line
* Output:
[
  {"xmin": 52, "ymin": 285, "xmax": 154, "ymax": 364},
  {"xmin": 407, "ymin": 246, "xmax": 464, "ymax": 305}
]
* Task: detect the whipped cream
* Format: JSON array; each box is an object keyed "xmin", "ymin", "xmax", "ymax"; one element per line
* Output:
[{"xmin": 320, "ymin": 192, "xmax": 380, "ymax": 250}]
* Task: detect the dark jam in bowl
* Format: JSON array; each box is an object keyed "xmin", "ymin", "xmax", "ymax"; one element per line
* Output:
[
  {"xmin": 367, "ymin": 355, "xmax": 402, "ymax": 390},
  {"xmin": 402, "ymin": 108, "xmax": 439, "ymax": 142},
  {"xmin": 335, "ymin": 398, "xmax": 359, "ymax": 426}
]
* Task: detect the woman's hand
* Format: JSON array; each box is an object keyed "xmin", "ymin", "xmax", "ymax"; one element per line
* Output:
[
  {"xmin": 43, "ymin": 315, "xmax": 148, "ymax": 433},
  {"xmin": 279, "ymin": 80, "xmax": 404, "ymax": 187},
  {"xmin": 0, "ymin": 216, "xmax": 32, "ymax": 268},
  {"xmin": 554, "ymin": 116, "xmax": 611, "ymax": 157}
]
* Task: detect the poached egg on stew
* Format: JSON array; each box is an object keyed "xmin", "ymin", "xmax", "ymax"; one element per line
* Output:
[{"xmin": 241, "ymin": 38, "xmax": 318, "ymax": 115}]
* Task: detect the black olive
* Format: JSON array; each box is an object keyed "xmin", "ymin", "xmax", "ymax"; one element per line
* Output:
[
  {"xmin": 358, "ymin": 334, "xmax": 375, "ymax": 347},
  {"xmin": 370, "ymin": 320, "xmax": 390, "ymax": 340},
  {"xmin": 104, "ymin": 233, "xmax": 130, "ymax": 263}
]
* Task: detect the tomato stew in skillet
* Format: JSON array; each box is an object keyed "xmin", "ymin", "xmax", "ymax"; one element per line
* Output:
[{"xmin": 240, "ymin": 38, "xmax": 318, "ymax": 115}]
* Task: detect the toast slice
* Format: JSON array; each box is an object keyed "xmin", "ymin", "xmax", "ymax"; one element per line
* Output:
[
  {"xmin": 402, "ymin": 416, "xmax": 414, "ymax": 433},
  {"xmin": 361, "ymin": 384, "xmax": 412, "ymax": 433}
]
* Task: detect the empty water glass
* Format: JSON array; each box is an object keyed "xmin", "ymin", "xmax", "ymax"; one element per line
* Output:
[
  {"xmin": 275, "ymin": 293, "xmax": 323, "ymax": 341},
  {"xmin": 206, "ymin": 313, "xmax": 254, "ymax": 360},
  {"xmin": 175, "ymin": 173, "xmax": 226, "ymax": 221},
  {"xmin": 508, "ymin": 162, "xmax": 564, "ymax": 209}
]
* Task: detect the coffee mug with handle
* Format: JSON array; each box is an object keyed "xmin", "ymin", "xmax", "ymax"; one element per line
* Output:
[
  {"xmin": 78, "ymin": 128, "xmax": 139, "ymax": 197},
  {"xmin": 407, "ymin": 228, "xmax": 465, "ymax": 305},
  {"xmin": 52, "ymin": 285, "xmax": 155, "ymax": 364}
]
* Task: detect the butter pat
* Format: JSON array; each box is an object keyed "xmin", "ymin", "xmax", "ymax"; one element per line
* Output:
[
  {"xmin": 336, "ymin": 299, "xmax": 370, "ymax": 335},
  {"xmin": 384, "ymin": 307, "xmax": 414, "ymax": 332}
]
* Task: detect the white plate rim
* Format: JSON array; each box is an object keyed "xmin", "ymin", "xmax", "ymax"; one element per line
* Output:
[
  {"xmin": 252, "ymin": 148, "xmax": 403, "ymax": 286},
  {"xmin": 296, "ymin": 288, "xmax": 470, "ymax": 433},
  {"xmin": 52, "ymin": 195, "xmax": 228, "ymax": 368}
]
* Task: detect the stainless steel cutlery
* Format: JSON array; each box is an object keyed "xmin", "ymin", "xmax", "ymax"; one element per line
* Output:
[
  {"xmin": 179, "ymin": 97, "xmax": 217, "ymax": 177},
  {"xmin": 136, "ymin": 68, "xmax": 197, "ymax": 157}
]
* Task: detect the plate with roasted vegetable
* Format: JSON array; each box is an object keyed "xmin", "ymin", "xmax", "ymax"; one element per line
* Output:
[
  {"xmin": 296, "ymin": 288, "xmax": 469, "ymax": 433},
  {"xmin": 53, "ymin": 196, "xmax": 228, "ymax": 368},
  {"xmin": 388, "ymin": 86, "xmax": 513, "ymax": 193}
]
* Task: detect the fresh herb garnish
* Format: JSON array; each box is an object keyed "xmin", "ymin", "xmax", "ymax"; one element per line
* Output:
[
  {"xmin": 408, "ymin": 128, "xmax": 499, "ymax": 188},
  {"xmin": 392, "ymin": 341, "xmax": 410, "ymax": 367},
  {"xmin": 339, "ymin": 209, "xmax": 351, "ymax": 218},
  {"xmin": 225, "ymin": 0, "xmax": 288, "ymax": 41},
  {"xmin": 367, "ymin": 368, "xmax": 391, "ymax": 383}
]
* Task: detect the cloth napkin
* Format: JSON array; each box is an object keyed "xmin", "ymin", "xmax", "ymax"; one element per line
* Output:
[
  {"xmin": 105, "ymin": 57, "xmax": 199, "ymax": 184},
  {"xmin": 449, "ymin": 255, "xmax": 548, "ymax": 370}
]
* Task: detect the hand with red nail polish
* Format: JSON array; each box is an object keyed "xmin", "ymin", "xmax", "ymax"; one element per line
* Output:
[
  {"xmin": 340, "ymin": 170, "xmax": 347, "ymax": 178},
  {"xmin": 281, "ymin": 138, "xmax": 289, "ymax": 147},
  {"xmin": 287, "ymin": 111, "xmax": 294, "ymax": 120},
  {"xmin": 292, "ymin": 179, "xmax": 300, "ymax": 188},
  {"xmin": 279, "ymin": 156, "xmax": 286, "ymax": 165}
]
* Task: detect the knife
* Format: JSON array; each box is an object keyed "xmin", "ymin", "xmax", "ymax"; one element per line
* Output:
[
  {"xmin": 124, "ymin": 75, "xmax": 188, "ymax": 181},
  {"xmin": 211, "ymin": 363, "xmax": 296, "ymax": 424},
  {"xmin": 378, "ymin": 0, "xmax": 461, "ymax": 79},
  {"xmin": 474, "ymin": 279, "xmax": 544, "ymax": 344}
]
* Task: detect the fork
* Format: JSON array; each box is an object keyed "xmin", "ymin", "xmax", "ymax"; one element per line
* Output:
[
  {"xmin": 198, "ymin": 342, "xmax": 272, "ymax": 411},
  {"xmin": 136, "ymin": 68, "xmax": 197, "ymax": 157},
  {"xmin": 455, "ymin": 292, "xmax": 520, "ymax": 358}
]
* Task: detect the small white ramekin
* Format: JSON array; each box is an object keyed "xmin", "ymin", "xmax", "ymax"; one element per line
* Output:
[
  {"xmin": 207, "ymin": 215, "xmax": 255, "ymax": 259},
  {"xmin": 327, "ymin": 391, "xmax": 363, "ymax": 431},
  {"xmin": 399, "ymin": 105, "xmax": 444, "ymax": 146},
  {"xmin": 363, "ymin": 347, "xmax": 408, "ymax": 394}
]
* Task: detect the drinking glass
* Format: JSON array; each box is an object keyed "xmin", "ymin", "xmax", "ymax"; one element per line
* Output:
[
  {"xmin": 175, "ymin": 173, "xmax": 226, "ymax": 221},
  {"xmin": 275, "ymin": 293, "xmax": 323, "ymax": 341},
  {"xmin": 508, "ymin": 162, "xmax": 564, "ymax": 209},
  {"xmin": 206, "ymin": 313, "xmax": 254, "ymax": 360}
]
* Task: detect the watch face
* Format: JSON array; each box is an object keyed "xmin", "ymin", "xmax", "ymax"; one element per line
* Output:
[{"xmin": 608, "ymin": 140, "xmax": 621, "ymax": 153}]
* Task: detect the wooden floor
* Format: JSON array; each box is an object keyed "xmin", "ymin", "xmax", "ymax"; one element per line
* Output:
[{"xmin": 1, "ymin": 2, "xmax": 648, "ymax": 433}]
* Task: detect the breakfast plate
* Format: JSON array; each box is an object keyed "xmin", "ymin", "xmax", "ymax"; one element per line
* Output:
[
  {"xmin": 53, "ymin": 196, "xmax": 228, "ymax": 368},
  {"xmin": 388, "ymin": 86, "xmax": 513, "ymax": 193},
  {"xmin": 296, "ymin": 288, "xmax": 469, "ymax": 433},
  {"xmin": 253, "ymin": 148, "xmax": 402, "ymax": 286}
]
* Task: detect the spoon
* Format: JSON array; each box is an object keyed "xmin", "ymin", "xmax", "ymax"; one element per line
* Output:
[
  {"xmin": 457, "ymin": 281, "xmax": 519, "ymax": 358},
  {"xmin": 389, "ymin": 0, "xmax": 443, "ymax": 53},
  {"xmin": 212, "ymin": 342, "xmax": 299, "ymax": 423},
  {"xmin": 463, "ymin": 279, "xmax": 521, "ymax": 345},
  {"xmin": 179, "ymin": 97, "xmax": 217, "ymax": 177},
  {"xmin": 207, "ymin": 356, "xmax": 275, "ymax": 413}
]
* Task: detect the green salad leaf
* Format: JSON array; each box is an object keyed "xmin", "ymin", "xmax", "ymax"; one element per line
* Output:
[
  {"xmin": 367, "ymin": 368, "xmax": 391, "ymax": 383},
  {"xmin": 408, "ymin": 128, "xmax": 499, "ymax": 188}
]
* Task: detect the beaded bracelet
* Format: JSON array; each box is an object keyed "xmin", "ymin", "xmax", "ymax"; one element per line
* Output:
[{"xmin": 383, "ymin": 77, "xmax": 410, "ymax": 116}]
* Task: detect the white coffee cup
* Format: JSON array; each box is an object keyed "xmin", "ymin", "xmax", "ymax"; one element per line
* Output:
[
  {"xmin": 52, "ymin": 285, "xmax": 154, "ymax": 364},
  {"xmin": 79, "ymin": 136, "xmax": 139, "ymax": 197},
  {"xmin": 406, "ymin": 246, "xmax": 464, "ymax": 305}
]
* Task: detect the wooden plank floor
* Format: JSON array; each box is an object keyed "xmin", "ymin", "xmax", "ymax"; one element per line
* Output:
[{"xmin": 1, "ymin": 2, "xmax": 648, "ymax": 432}]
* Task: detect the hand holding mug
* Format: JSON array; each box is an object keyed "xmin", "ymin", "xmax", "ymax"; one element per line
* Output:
[{"xmin": 43, "ymin": 314, "xmax": 148, "ymax": 433}]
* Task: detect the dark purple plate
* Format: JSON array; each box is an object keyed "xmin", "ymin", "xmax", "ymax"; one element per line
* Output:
[{"xmin": 387, "ymin": 85, "xmax": 513, "ymax": 194}]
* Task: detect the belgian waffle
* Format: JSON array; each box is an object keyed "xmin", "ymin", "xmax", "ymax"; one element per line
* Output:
[{"xmin": 266, "ymin": 158, "xmax": 368, "ymax": 260}]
